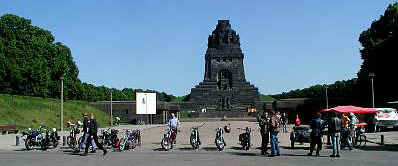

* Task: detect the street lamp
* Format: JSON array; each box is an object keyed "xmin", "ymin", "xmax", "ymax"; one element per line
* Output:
[
  {"xmin": 110, "ymin": 90, "xmax": 113, "ymax": 126},
  {"xmin": 60, "ymin": 76, "xmax": 64, "ymax": 132},
  {"xmin": 369, "ymin": 73, "xmax": 376, "ymax": 108},
  {"xmin": 325, "ymin": 85, "xmax": 329, "ymax": 109}
]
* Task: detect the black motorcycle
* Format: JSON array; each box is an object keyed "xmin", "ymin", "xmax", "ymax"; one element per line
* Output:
[
  {"xmin": 40, "ymin": 125, "xmax": 59, "ymax": 150},
  {"xmin": 239, "ymin": 127, "xmax": 251, "ymax": 150},
  {"xmin": 47, "ymin": 128, "xmax": 60, "ymax": 148},
  {"xmin": 215, "ymin": 127, "xmax": 226, "ymax": 151},
  {"xmin": 67, "ymin": 122, "xmax": 81, "ymax": 149},
  {"xmin": 23, "ymin": 124, "xmax": 56, "ymax": 150},
  {"xmin": 99, "ymin": 128, "xmax": 119, "ymax": 148}
]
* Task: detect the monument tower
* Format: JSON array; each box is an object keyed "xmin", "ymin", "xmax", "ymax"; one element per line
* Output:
[{"xmin": 190, "ymin": 20, "xmax": 259, "ymax": 113}]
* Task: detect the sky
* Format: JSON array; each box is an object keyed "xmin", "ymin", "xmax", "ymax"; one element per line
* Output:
[{"xmin": 1, "ymin": 1, "xmax": 396, "ymax": 96}]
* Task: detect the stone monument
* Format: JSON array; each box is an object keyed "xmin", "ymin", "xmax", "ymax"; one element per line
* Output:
[{"xmin": 190, "ymin": 20, "xmax": 259, "ymax": 114}]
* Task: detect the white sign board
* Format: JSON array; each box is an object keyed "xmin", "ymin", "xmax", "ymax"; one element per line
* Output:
[{"xmin": 136, "ymin": 93, "xmax": 156, "ymax": 114}]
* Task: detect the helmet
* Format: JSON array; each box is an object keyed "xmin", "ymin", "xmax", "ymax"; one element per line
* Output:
[{"xmin": 224, "ymin": 125, "xmax": 231, "ymax": 133}]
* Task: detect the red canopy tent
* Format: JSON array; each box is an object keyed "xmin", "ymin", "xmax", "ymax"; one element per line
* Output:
[{"xmin": 321, "ymin": 105, "xmax": 379, "ymax": 114}]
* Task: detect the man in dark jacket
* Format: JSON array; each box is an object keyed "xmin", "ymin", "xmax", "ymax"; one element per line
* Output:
[
  {"xmin": 308, "ymin": 113, "xmax": 325, "ymax": 157},
  {"xmin": 74, "ymin": 113, "xmax": 96, "ymax": 153},
  {"xmin": 83, "ymin": 113, "xmax": 107, "ymax": 156},
  {"xmin": 259, "ymin": 112, "xmax": 270, "ymax": 155},
  {"xmin": 329, "ymin": 111, "xmax": 342, "ymax": 157}
]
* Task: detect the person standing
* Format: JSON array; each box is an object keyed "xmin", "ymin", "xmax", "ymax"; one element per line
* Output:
[
  {"xmin": 342, "ymin": 113, "xmax": 352, "ymax": 150},
  {"xmin": 269, "ymin": 111, "xmax": 280, "ymax": 157},
  {"xmin": 168, "ymin": 113, "xmax": 180, "ymax": 145},
  {"xmin": 329, "ymin": 111, "xmax": 342, "ymax": 157},
  {"xmin": 259, "ymin": 112, "xmax": 270, "ymax": 155},
  {"xmin": 349, "ymin": 112, "xmax": 358, "ymax": 145},
  {"xmin": 307, "ymin": 113, "xmax": 325, "ymax": 157},
  {"xmin": 83, "ymin": 113, "xmax": 107, "ymax": 156},
  {"xmin": 281, "ymin": 112, "xmax": 288, "ymax": 133}
]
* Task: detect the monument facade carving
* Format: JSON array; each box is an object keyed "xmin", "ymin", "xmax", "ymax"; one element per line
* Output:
[{"xmin": 190, "ymin": 20, "xmax": 259, "ymax": 112}]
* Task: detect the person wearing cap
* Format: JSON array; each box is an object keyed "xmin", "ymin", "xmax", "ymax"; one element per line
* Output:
[
  {"xmin": 83, "ymin": 113, "xmax": 107, "ymax": 156},
  {"xmin": 74, "ymin": 113, "xmax": 97, "ymax": 153}
]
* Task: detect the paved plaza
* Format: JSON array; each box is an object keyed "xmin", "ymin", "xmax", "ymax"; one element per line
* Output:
[{"xmin": 0, "ymin": 121, "xmax": 397, "ymax": 166}]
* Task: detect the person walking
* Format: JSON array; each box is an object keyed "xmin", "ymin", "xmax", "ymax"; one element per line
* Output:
[
  {"xmin": 259, "ymin": 112, "xmax": 270, "ymax": 155},
  {"xmin": 83, "ymin": 113, "xmax": 107, "ymax": 156},
  {"xmin": 268, "ymin": 111, "xmax": 280, "ymax": 157},
  {"xmin": 307, "ymin": 113, "xmax": 325, "ymax": 157},
  {"xmin": 329, "ymin": 111, "xmax": 342, "ymax": 157},
  {"xmin": 74, "ymin": 113, "xmax": 97, "ymax": 153}
]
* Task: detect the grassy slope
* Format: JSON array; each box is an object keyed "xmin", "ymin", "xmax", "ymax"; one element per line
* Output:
[{"xmin": 0, "ymin": 94, "xmax": 110, "ymax": 129}]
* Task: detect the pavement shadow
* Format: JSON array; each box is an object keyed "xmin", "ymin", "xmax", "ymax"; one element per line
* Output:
[
  {"xmin": 282, "ymin": 154, "xmax": 329, "ymax": 158},
  {"xmin": 153, "ymin": 148, "xmax": 167, "ymax": 151},
  {"xmin": 202, "ymin": 147, "xmax": 219, "ymax": 151},
  {"xmin": 356, "ymin": 144, "xmax": 398, "ymax": 152},
  {"xmin": 280, "ymin": 146, "xmax": 309, "ymax": 150},
  {"xmin": 227, "ymin": 152, "xmax": 259, "ymax": 157},
  {"xmin": 13, "ymin": 148, "xmax": 28, "ymax": 152},
  {"xmin": 230, "ymin": 146, "xmax": 243, "ymax": 150},
  {"xmin": 178, "ymin": 147, "xmax": 194, "ymax": 151}
]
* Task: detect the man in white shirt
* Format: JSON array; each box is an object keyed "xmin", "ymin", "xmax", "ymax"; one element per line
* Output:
[{"xmin": 168, "ymin": 113, "xmax": 180, "ymax": 144}]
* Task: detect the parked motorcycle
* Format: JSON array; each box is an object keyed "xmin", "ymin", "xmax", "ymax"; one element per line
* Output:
[
  {"xmin": 46, "ymin": 127, "xmax": 60, "ymax": 148},
  {"xmin": 161, "ymin": 128, "xmax": 177, "ymax": 151},
  {"xmin": 119, "ymin": 129, "xmax": 141, "ymax": 151},
  {"xmin": 238, "ymin": 127, "xmax": 251, "ymax": 150},
  {"xmin": 23, "ymin": 124, "xmax": 55, "ymax": 150},
  {"xmin": 66, "ymin": 121, "xmax": 81, "ymax": 149},
  {"xmin": 215, "ymin": 127, "xmax": 226, "ymax": 151},
  {"xmin": 190, "ymin": 124, "xmax": 204, "ymax": 150},
  {"xmin": 99, "ymin": 128, "xmax": 119, "ymax": 148}
]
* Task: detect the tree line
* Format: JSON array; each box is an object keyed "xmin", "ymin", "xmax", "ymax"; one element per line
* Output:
[
  {"xmin": 0, "ymin": 14, "xmax": 185, "ymax": 102},
  {"xmin": 273, "ymin": 3, "xmax": 398, "ymax": 107}
]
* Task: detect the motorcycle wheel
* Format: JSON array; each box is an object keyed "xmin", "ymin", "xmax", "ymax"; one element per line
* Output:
[
  {"xmin": 190, "ymin": 135, "xmax": 198, "ymax": 149},
  {"xmin": 130, "ymin": 139, "xmax": 137, "ymax": 150},
  {"xmin": 119, "ymin": 138, "xmax": 127, "ymax": 151},
  {"xmin": 161, "ymin": 137, "xmax": 171, "ymax": 151},
  {"xmin": 25, "ymin": 139, "xmax": 33, "ymax": 150},
  {"xmin": 245, "ymin": 143, "xmax": 250, "ymax": 150},
  {"xmin": 215, "ymin": 139, "xmax": 225, "ymax": 151},
  {"xmin": 41, "ymin": 140, "xmax": 48, "ymax": 151},
  {"xmin": 53, "ymin": 138, "xmax": 59, "ymax": 148}
]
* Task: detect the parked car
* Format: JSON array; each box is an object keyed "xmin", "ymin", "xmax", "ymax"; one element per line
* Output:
[
  {"xmin": 290, "ymin": 125, "xmax": 311, "ymax": 148},
  {"xmin": 374, "ymin": 108, "xmax": 398, "ymax": 131}
]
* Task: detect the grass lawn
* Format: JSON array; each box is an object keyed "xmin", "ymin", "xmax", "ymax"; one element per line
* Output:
[{"xmin": 0, "ymin": 94, "xmax": 110, "ymax": 130}]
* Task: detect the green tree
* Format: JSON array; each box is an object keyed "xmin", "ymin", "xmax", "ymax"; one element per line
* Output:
[{"xmin": 357, "ymin": 3, "xmax": 398, "ymax": 106}]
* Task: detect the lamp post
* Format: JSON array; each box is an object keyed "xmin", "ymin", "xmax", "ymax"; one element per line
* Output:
[
  {"xmin": 324, "ymin": 84, "xmax": 329, "ymax": 109},
  {"xmin": 369, "ymin": 73, "xmax": 376, "ymax": 108},
  {"xmin": 60, "ymin": 76, "xmax": 64, "ymax": 132},
  {"xmin": 110, "ymin": 90, "xmax": 113, "ymax": 126}
]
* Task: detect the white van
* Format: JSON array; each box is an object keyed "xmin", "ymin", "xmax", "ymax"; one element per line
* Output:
[{"xmin": 374, "ymin": 108, "xmax": 398, "ymax": 130}]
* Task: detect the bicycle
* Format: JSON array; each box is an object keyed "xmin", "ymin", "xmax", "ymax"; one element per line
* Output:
[{"xmin": 354, "ymin": 123, "xmax": 367, "ymax": 147}]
